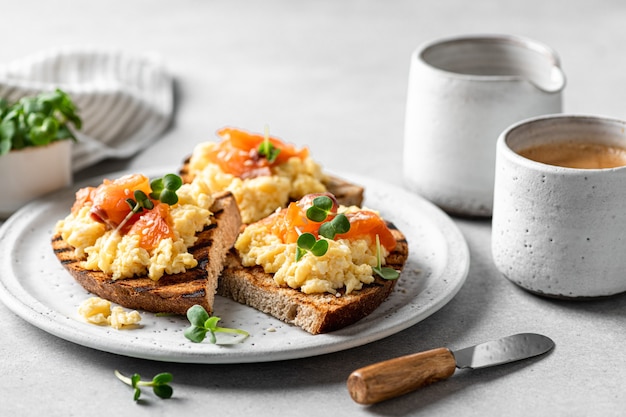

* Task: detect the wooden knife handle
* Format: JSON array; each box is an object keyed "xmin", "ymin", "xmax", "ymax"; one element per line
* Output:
[{"xmin": 347, "ymin": 347, "xmax": 456, "ymax": 405}]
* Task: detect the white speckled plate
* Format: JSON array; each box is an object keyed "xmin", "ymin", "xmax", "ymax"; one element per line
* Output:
[{"xmin": 0, "ymin": 168, "xmax": 469, "ymax": 363}]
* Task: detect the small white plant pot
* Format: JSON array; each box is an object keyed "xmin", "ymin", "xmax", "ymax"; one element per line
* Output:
[{"xmin": 0, "ymin": 140, "xmax": 73, "ymax": 219}]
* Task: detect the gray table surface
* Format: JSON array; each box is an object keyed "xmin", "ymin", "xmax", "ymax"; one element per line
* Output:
[{"xmin": 2, "ymin": 1, "xmax": 626, "ymax": 416}]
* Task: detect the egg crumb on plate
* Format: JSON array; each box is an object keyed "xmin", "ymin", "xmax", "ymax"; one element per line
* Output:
[{"xmin": 78, "ymin": 297, "xmax": 141, "ymax": 329}]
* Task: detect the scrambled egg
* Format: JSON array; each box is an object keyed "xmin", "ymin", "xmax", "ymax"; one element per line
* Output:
[
  {"xmin": 55, "ymin": 177, "xmax": 215, "ymax": 281},
  {"xmin": 188, "ymin": 141, "xmax": 326, "ymax": 223},
  {"xmin": 235, "ymin": 208, "xmax": 386, "ymax": 294},
  {"xmin": 78, "ymin": 297, "xmax": 141, "ymax": 329}
]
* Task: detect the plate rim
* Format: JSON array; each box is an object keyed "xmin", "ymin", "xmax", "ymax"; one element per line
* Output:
[{"xmin": 0, "ymin": 167, "xmax": 469, "ymax": 363}]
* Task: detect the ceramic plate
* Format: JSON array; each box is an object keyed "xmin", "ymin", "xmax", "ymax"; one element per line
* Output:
[{"xmin": 0, "ymin": 168, "xmax": 469, "ymax": 364}]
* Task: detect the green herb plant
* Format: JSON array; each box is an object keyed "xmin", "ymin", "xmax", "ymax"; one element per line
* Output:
[
  {"xmin": 184, "ymin": 304, "xmax": 250, "ymax": 344},
  {"xmin": 257, "ymin": 125, "xmax": 280, "ymax": 163},
  {"xmin": 0, "ymin": 88, "xmax": 82, "ymax": 155},
  {"xmin": 114, "ymin": 370, "xmax": 173, "ymax": 401}
]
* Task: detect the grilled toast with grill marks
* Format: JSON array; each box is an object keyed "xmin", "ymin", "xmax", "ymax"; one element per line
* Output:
[
  {"xmin": 51, "ymin": 191, "xmax": 241, "ymax": 315},
  {"xmin": 217, "ymin": 222, "xmax": 409, "ymax": 334}
]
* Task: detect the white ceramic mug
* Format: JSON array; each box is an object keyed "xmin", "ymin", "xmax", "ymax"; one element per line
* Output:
[
  {"xmin": 492, "ymin": 114, "xmax": 626, "ymax": 298},
  {"xmin": 403, "ymin": 34, "xmax": 565, "ymax": 217}
]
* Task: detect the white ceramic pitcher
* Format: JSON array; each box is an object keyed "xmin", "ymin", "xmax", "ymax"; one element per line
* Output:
[{"xmin": 403, "ymin": 34, "xmax": 565, "ymax": 217}]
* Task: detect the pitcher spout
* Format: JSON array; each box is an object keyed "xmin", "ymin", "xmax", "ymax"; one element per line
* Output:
[
  {"xmin": 525, "ymin": 57, "xmax": 566, "ymax": 94},
  {"xmin": 533, "ymin": 64, "xmax": 566, "ymax": 94},
  {"xmin": 417, "ymin": 33, "xmax": 566, "ymax": 95}
]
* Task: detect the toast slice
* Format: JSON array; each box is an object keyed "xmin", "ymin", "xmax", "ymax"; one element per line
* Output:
[
  {"xmin": 51, "ymin": 191, "xmax": 241, "ymax": 315},
  {"xmin": 321, "ymin": 174, "xmax": 364, "ymax": 208},
  {"xmin": 179, "ymin": 156, "xmax": 364, "ymax": 208},
  {"xmin": 217, "ymin": 222, "xmax": 409, "ymax": 334}
]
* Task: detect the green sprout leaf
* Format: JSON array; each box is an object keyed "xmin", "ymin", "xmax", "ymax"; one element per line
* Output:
[
  {"xmin": 295, "ymin": 195, "xmax": 350, "ymax": 261},
  {"xmin": 133, "ymin": 190, "xmax": 154, "ymax": 211},
  {"xmin": 115, "ymin": 190, "xmax": 154, "ymax": 235},
  {"xmin": 258, "ymin": 140, "xmax": 280, "ymax": 163},
  {"xmin": 295, "ymin": 246, "xmax": 306, "ymax": 262},
  {"xmin": 114, "ymin": 370, "xmax": 174, "ymax": 401},
  {"xmin": 305, "ymin": 195, "xmax": 334, "ymax": 222},
  {"xmin": 152, "ymin": 383, "xmax": 174, "ymax": 400},
  {"xmin": 187, "ymin": 302, "xmax": 211, "ymax": 326},
  {"xmin": 318, "ymin": 213, "xmax": 350, "ymax": 240},
  {"xmin": 258, "ymin": 125, "xmax": 281, "ymax": 163},
  {"xmin": 332, "ymin": 214, "xmax": 351, "ymax": 234},
  {"xmin": 296, "ymin": 232, "xmax": 317, "ymax": 251},
  {"xmin": 296, "ymin": 232, "xmax": 329, "ymax": 260},
  {"xmin": 105, "ymin": 174, "xmax": 182, "ymax": 249},
  {"xmin": 305, "ymin": 206, "xmax": 327, "ymax": 222},
  {"xmin": 372, "ymin": 234, "xmax": 400, "ymax": 280},
  {"xmin": 184, "ymin": 305, "xmax": 249, "ymax": 345},
  {"xmin": 184, "ymin": 324, "xmax": 209, "ymax": 343},
  {"xmin": 312, "ymin": 195, "xmax": 333, "ymax": 211},
  {"xmin": 310, "ymin": 238, "xmax": 329, "ymax": 256},
  {"xmin": 150, "ymin": 173, "xmax": 182, "ymax": 205},
  {"xmin": 130, "ymin": 373, "xmax": 141, "ymax": 400}
]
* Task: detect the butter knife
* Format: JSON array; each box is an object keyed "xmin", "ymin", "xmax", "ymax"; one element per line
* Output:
[{"xmin": 347, "ymin": 333, "xmax": 555, "ymax": 405}]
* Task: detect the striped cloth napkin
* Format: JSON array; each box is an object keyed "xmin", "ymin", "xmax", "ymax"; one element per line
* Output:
[{"xmin": 0, "ymin": 46, "xmax": 174, "ymax": 171}]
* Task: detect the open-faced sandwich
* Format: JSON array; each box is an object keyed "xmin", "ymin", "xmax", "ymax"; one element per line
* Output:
[
  {"xmin": 52, "ymin": 172, "xmax": 241, "ymax": 315},
  {"xmin": 218, "ymin": 192, "xmax": 409, "ymax": 334},
  {"xmin": 51, "ymin": 126, "xmax": 409, "ymax": 336},
  {"xmin": 179, "ymin": 127, "xmax": 364, "ymax": 223}
]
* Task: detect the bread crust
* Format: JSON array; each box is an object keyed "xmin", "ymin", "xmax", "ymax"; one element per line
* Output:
[
  {"xmin": 51, "ymin": 191, "xmax": 242, "ymax": 315},
  {"xmin": 217, "ymin": 223, "xmax": 409, "ymax": 334},
  {"xmin": 321, "ymin": 174, "xmax": 364, "ymax": 208}
]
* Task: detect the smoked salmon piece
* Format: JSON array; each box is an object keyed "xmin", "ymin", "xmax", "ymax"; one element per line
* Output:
[{"xmin": 205, "ymin": 127, "xmax": 310, "ymax": 179}]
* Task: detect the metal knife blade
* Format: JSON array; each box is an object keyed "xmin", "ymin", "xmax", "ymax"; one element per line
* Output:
[
  {"xmin": 347, "ymin": 333, "xmax": 555, "ymax": 405},
  {"xmin": 453, "ymin": 333, "xmax": 554, "ymax": 369}
]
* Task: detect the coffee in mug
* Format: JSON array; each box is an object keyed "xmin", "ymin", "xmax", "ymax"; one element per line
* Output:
[
  {"xmin": 518, "ymin": 141, "xmax": 626, "ymax": 169},
  {"xmin": 492, "ymin": 114, "xmax": 626, "ymax": 298}
]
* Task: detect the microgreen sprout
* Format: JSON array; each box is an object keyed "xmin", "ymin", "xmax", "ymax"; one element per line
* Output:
[
  {"xmin": 150, "ymin": 173, "xmax": 182, "ymax": 205},
  {"xmin": 126, "ymin": 190, "xmax": 154, "ymax": 213},
  {"xmin": 114, "ymin": 370, "xmax": 173, "ymax": 401},
  {"xmin": 372, "ymin": 234, "xmax": 400, "ymax": 280},
  {"xmin": 295, "ymin": 195, "xmax": 351, "ymax": 261},
  {"xmin": 111, "ymin": 173, "xmax": 182, "ymax": 235},
  {"xmin": 305, "ymin": 195, "xmax": 335, "ymax": 222},
  {"xmin": 184, "ymin": 305, "xmax": 250, "ymax": 344},
  {"xmin": 296, "ymin": 232, "xmax": 330, "ymax": 261},
  {"xmin": 111, "ymin": 189, "xmax": 154, "ymax": 235},
  {"xmin": 318, "ymin": 213, "xmax": 350, "ymax": 240},
  {"xmin": 292, "ymin": 195, "xmax": 399, "ymax": 280},
  {"xmin": 258, "ymin": 125, "xmax": 280, "ymax": 163}
]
